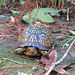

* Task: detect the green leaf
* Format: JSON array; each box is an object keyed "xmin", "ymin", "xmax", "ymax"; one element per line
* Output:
[
  {"xmin": 40, "ymin": 8, "xmax": 59, "ymax": 13},
  {"xmin": 0, "ymin": 0, "xmax": 4, "ymax": 4},
  {"xmin": 10, "ymin": 10, "xmax": 20, "ymax": 14},
  {"xmin": 22, "ymin": 8, "xmax": 59, "ymax": 23},
  {"xmin": 69, "ymin": 30, "xmax": 75, "ymax": 35},
  {"xmin": 19, "ymin": 0, "xmax": 25, "ymax": 4},
  {"xmin": 13, "ymin": 0, "xmax": 15, "ymax": 3}
]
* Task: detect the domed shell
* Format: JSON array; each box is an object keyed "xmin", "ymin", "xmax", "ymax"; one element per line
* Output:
[{"xmin": 18, "ymin": 24, "xmax": 54, "ymax": 50}]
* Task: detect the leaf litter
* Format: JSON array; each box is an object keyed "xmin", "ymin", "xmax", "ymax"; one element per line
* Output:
[{"xmin": 0, "ymin": 0, "xmax": 75, "ymax": 75}]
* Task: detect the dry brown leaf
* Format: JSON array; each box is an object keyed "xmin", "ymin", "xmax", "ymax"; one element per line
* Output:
[
  {"xmin": 40, "ymin": 49, "xmax": 57, "ymax": 65},
  {"xmin": 53, "ymin": 67, "xmax": 69, "ymax": 75},
  {"xmin": 40, "ymin": 49, "xmax": 57, "ymax": 71},
  {"xmin": 52, "ymin": 63, "xmax": 75, "ymax": 74},
  {"xmin": 40, "ymin": 49, "xmax": 75, "ymax": 75},
  {"xmin": 40, "ymin": 53, "xmax": 50, "ymax": 64}
]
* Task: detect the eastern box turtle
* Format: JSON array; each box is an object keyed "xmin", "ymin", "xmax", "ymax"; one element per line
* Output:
[{"xmin": 14, "ymin": 24, "xmax": 55, "ymax": 56}]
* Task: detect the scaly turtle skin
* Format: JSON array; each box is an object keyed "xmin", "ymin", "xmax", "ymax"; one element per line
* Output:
[{"xmin": 14, "ymin": 24, "xmax": 54, "ymax": 56}]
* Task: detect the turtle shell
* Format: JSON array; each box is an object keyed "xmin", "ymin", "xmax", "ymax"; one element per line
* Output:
[{"xmin": 18, "ymin": 24, "xmax": 54, "ymax": 50}]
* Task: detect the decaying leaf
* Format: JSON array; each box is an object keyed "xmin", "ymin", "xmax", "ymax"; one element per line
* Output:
[
  {"xmin": 40, "ymin": 49, "xmax": 75, "ymax": 75},
  {"xmin": 53, "ymin": 66, "xmax": 69, "ymax": 75},
  {"xmin": 53, "ymin": 63, "xmax": 75, "ymax": 75},
  {"xmin": 45, "ymin": 63, "xmax": 75, "ymax": 75},
  {"xmin": 40, "ymin": 53, "xmax": 50, "ymax": 64},
  {"xmin": 40, "ymin": 49, "xmax": 57, "ymax": 70}
]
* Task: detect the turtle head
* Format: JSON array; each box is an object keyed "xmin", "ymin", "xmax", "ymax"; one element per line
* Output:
[
  {"xmin": 14, "ymin": 46, "xmax": 48, "ymax": 56},
  {"xmin": 14, "ymin": 46, "xmax": 39, "ymax": 56},
  {"xmin": 25, "ymin": 46, "xmax": 38, "ymax": 56}
]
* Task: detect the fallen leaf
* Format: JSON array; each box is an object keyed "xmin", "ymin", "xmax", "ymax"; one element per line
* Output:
[
  {"xmin": 52, "ymin": 63, "xmax": 75, "ymax": 74},
  {"xmin": 40, "ymin": 49, "xmax": 57, "ymax": 71},
  {"xmin": 53, "ymin": 67, "xmax": 69, "ymax": 74},
  {"xmin": 40, "ymin": 53, "xmax": 50, "ymax": 64},
  {"xmin": 40, "ymin": 49, "xmax": 57, "ymax": 65},
  {"xmin": 40, "ymin": 49, "xmax": 75, "ymax": 75}
]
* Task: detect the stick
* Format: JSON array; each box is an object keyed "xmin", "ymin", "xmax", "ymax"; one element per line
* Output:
[
  {"xmin": 56, "ymin": 39, "xmax": 75, "ymax": 65},
  {"xmin": 2, "ymin": 58, "xmax": 24, "ymax": 65},
  {"xmin": 62, "ymin": 37, "xmax": 74, "ymax": 48},
  {"xmin": 0, "ymin": 66, "xmax": 27, "ymax": 70},
  {"xmin": 45, "ymin": 63, "xmax": 56, "ymax": 75},
  {"xmin": 0, "ymin": 65, "xmax": 40, "ymax": 70},
  {"xmin": 45, "ymin": 39, "xmax": 75, "ymax": 75},
  {"xmin": 67, "ymin": 8, "xmax": 69, "ymax": 21}
]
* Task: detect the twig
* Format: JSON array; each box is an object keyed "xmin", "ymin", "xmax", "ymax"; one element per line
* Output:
[
  {"xmin": 61, "ymin": 0, "xmax": 64, "ymax": 8},
  {"xmin": 45, "ymin": 39, "xmax": 75, "ymax": 75},
  {"xmin": 45, "ymin": 62, "xmax": 56, "ymax": 75},
  {"xmin": 0, "ymin": 65, "xmax": 41, "ymax": 70},
  {"xmin": 2, "ymin": 58, "xmax": 24, "ymax": 65},
  {"xmin": 62, "ymin": 37, "xmax": 74, "ymax": 48},
  {"xmin": 67, "ymin": 8, "xmax": 69, "ymax": 21},
  {"xmin": 56, "ymin": 39, "xmax": 75, "ymax": 65},
  {"xmin": 57, "ymin": 37, "xmax": 71, "ymax": 44},
  {"xmin": 0, "ymin": 66, "xmax": 27, "ymax": 70},
  {"xmin": 0, "ymin": 20, "xmax": 9, "ymax": 23},
  {"xmin": 68, "ymin": 67, "xmax": 75, "ymax": 71}
]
